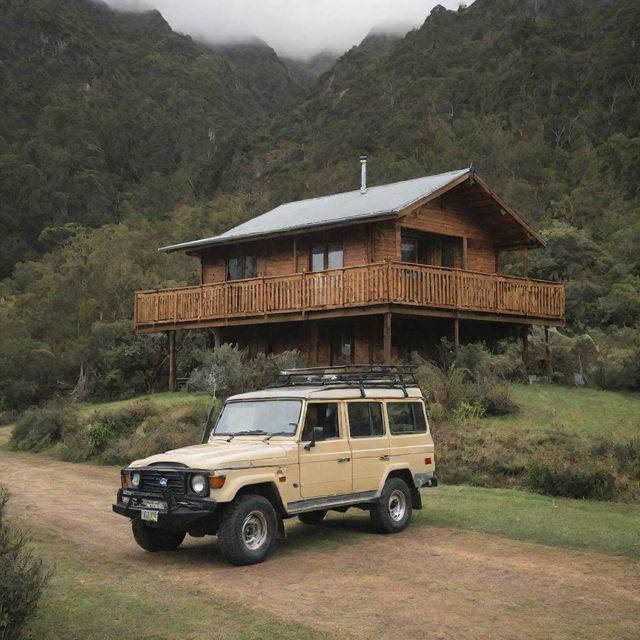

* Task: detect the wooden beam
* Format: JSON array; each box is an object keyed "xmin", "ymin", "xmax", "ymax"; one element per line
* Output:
[
  {"xmin": 453, "ymin": 317, "xmax": 460, "ymax": 348},
  {"xmin": 309, "ymin": 321, "xmax": 319, "ymax": 366},
  {"xmin": 522, "ymin": 324, "xmax": 530, "ymax": 368},
  {"xmin": 462, "ymin": 237, "xmax": 468, "ymax": 270},
  {"xmin": 523, "ymin": 247, "xmax": 529, "ymax": 278},
  {"xmin": 544, "ymin": 326, "xmax": 553, "ymax": 376},
  {"xmin": 167, "ymin": 331, "xmax": 176, "ymax": 392},
  {"xmin": 383, "ymin": 312, "xmax": 392, "ymax": 364}
]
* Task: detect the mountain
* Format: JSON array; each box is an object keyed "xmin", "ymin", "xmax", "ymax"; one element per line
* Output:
[
  {"xmin": 1, "ymin": 0, "xmax": 640, "ymax": 409},
  {"xmin": 0, "ymin": 0, "xmax": 304, "ymax": 277}
]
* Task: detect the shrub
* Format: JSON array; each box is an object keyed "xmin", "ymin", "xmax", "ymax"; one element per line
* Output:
[
  {"xmin": 188, "ymin": 345, "xmax": 304, "ymax": 398},
  {"xmin": 10, "ymin": 405, "xmax": 77, "ymax": 452},
  {"xmin": 0, "ymin": 488, "xmax": 52, "ymax": 640},
  {"xmin": 524, "ymin": 455, "xmax": 616, "ymax": 500}
]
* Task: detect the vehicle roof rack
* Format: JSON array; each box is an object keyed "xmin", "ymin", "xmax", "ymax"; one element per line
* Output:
[{"xmin": 270, "ymin": 365, "xmax": 419, "ymax": 398}]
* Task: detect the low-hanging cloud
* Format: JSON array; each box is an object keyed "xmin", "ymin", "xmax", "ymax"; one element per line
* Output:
[{"xmin": 103, "ymin": 0, "xmax": 471, "ymax": 60}]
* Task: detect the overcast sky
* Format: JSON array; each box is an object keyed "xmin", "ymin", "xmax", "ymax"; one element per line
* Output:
[{"xmin": 104, "ymin": 0, "xmax": 472, "ymax": 60}]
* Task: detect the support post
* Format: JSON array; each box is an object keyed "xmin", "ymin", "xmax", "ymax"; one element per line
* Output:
[
  {"xmin": 309, "ymin": 321, "xmax": 319, "ymax": 367},
  {"xmin": 462, "ymin": 237, "xmax": 468, "ymax": 270},
  {"xmin": 383, "ymin": 312, "xmax": 392, "ymax": 364},
  {"xmin": 523, "ymin": 247, "xmax": 529, "ymax": 279},
  {"xmin": 522, "ymin": 324, "xmax": 530, "ymax": 368},
  {"xmin": 544, "ymin": 326, "xmax": 553, "ymax": 376},
  {"xmin": 453, "ymin": 317, "xmax": 460, "ymax": 348},
  {"xmin": 211, "ymin": 327, "xmax": 222, "ymax": 349},
  {"xmin": 167, "ymin": 331, "xmax": 176, "ymax": 393}
]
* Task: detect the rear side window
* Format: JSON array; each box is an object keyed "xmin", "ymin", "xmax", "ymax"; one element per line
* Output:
[
  {"xmin": 387, "ymin": 402, "xmax": 427, "ymax": 434},
  {"xmin": 348, "ymin": 402, "xmax": 384, "ymax": 438}
]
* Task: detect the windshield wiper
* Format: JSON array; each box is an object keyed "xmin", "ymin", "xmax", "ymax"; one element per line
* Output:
[
  {"xmin": 224, "ymin": 430, "xmax": 268, "ymax": 442},
  {"xmin": 263, "ymin": 431, "xmax": 294, "ymax": 441}
]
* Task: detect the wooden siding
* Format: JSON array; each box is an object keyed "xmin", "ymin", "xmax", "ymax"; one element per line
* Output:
[{"xmin": 135, "ymin": 261, "xmax": 564, "ymax": 331}]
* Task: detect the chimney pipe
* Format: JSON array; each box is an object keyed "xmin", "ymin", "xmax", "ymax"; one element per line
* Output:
[{"xmin": 360, "ymin": 155, "xmax": 367, "ymax": 194}]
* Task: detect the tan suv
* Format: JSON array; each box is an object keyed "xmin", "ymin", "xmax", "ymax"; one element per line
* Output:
[{"xmin": 113, "ymin": 366, "xmax": 437, "ymax": 565}]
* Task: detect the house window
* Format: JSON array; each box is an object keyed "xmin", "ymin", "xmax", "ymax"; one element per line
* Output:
[
  {"xmin": 310, "ymin": 242, "xmax": 343, "ymax": 271},
  {"xmin": 226, "ymin": 255, "xmax": 257, "ymax": 281},
  {"xmin": 401, "ymin": 237, "xmax": 418, "ymax": 263}
]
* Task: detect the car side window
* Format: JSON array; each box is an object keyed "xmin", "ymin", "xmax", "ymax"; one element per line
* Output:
[
  {"xmin": 347, "ymin": 402, "xmax": 384, "ymax": 438},
  {"xmin": 301, "ymin": 403, "xmax": 339, "ymax": 441},
  {"xmin": 387, "ymin": 402, "xmax": 427, "ymax": 434}
]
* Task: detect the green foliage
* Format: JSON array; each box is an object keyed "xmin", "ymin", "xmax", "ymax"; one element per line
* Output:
[
  {"xmin": 414, "ymin": 341, "xmax": 520, "ymax": 416},
  {"xmin": 0, "ymin": 488, "xmax": 51, "ymax": 640},
  {"xmin": 10, "ymin": 406, "xmax": 77, "ymax": 452},
  {"xmin": 188, "ymin": 345, "xmax": 304, "ymax": 399}
]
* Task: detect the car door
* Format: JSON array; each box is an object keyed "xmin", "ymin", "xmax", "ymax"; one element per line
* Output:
[
  {"xmin": 346, "ymin": 401, "xmax": 390, "ymax": 493},
  {"xmin": 299, "ymin": 401, "xmax": 352, "ymax": 498}
]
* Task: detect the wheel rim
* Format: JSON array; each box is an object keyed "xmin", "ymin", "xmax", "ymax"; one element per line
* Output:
[
  {"xmin": 388, "ymin": 489, "xmax": 407, "ymax": 522},
  {"xmin": 242, "ymin": 510, "xmax": 268, "ymax": 550}
]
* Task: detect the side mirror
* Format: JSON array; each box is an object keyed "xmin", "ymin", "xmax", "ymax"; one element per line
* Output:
[{"xmin": 303, "ymin": 427, "xmax": 324, "ymax": 451}]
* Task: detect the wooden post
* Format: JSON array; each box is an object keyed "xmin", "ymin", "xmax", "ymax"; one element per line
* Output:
[
  {"xmin": 453, "ymin": 317, "xmax": 460, "ymax": 348},
  {"xmin": 167, "ymin": 331, "xmax": 176, "ymax": 392},
  {"xmin": 495, "ymin": 248, "xmax": 501, "ymax": 274},
  {"xmin": 309, "ymin": 321, "xmax": 319, "ymax": 366},
  {"xmin": 383, "ymin": 312, "xmax": 392, "ymax": 364},
  {"xmin": 462, "ymin": 237, "xmax": 468, "ymax": 270},
  {"xmin": 522, "ymin": 324, "xmax": 530, "ymax": 368},
  {"xmin": 523, "ymin": 247, "xmax": 529, "ymax": 279},
  {"xmin": 211, "ymin": 327, "xmax": 222, "ymax": 349},
  {"xmin": 544, "ymin": 326, "xmax": 553, "ymax": 376}
]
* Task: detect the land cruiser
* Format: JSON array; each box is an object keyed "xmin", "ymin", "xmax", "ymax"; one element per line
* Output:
[{"xmin": 113, "ymin": 366, "xmax": 437, "ymax": 565}]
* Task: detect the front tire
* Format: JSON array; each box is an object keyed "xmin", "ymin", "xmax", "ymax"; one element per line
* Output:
[
  {"xmin": 370, "ymin": 477, "xmax": 412, "ymax": 534},
  {"xmin": 131, "ymin": 520, "xmax": 185, "ymax": 552},
  {"xmin": 217, "ymin": 495, "xmax": 278, "ymax": 565},
  {"xmin": 297, "ymin": 510, "xmax": 327, "ymax": 525}
]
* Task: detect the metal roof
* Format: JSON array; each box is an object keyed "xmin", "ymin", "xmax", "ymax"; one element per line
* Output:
[{"xmin": 160, "ymin": 167, "xmax": 470, "ymax": 253}]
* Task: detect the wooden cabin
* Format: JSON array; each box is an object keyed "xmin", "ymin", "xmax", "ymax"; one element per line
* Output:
[{"xmin": 134, "ymin": 165, "xmax": 564, "ymax": 387}]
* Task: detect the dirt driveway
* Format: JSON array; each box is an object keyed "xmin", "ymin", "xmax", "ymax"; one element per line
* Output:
[{"xmin": 1, "ymin": 445, "xmax": 638, "ymax": 640}]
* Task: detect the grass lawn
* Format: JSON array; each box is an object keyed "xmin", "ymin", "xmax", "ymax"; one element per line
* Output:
[
  {"xmin": 483, "ymin": 384, "xmax": 640, "ymax": 441},
  {"xmin": 26, "ymin": 530, "xmax": 324, "ymax": 640},
  {"xmin": 77, "ymin": 391, "xmax": 213, "ymax": 416},
  {"xmin": 420, "ymin": 484, "xmax": 640, "ymax": 560}
]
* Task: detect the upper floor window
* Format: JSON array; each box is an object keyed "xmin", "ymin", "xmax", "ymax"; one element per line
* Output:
[
  {"xmin": 311, "ymin": 242, "xmax": 343, "ymax": 271},
  {"xmin": 227, "ymin": 255, "xmax": 257, "ymax": 281}
]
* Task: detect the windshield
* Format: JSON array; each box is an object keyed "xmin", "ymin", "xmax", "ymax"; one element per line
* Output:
[{"xmin": 211, "ymin": 400, "xmax": 302, "ymax": 439}]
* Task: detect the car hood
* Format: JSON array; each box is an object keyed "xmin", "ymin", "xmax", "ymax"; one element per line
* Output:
[{"xmin": 129, "ymin": 438, "xmax": 298, "ymax": 470}]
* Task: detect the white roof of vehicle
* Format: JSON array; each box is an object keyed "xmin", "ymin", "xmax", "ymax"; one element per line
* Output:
[
  {"xmin": 227, "ymin": 386, "xmax": 424, "ymax": 401},
  {"xmin": 160, "ymin": 168, "xmax": 470, "ymax": 253}
]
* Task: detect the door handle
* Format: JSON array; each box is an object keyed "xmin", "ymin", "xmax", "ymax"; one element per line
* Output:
[
  {"xmin": 337, "ymin": 457, "xmax": 350, "ymax": 463},
  {"xmin": 379, "ymin": 454, "xmax": 390, "ymax": 460}
]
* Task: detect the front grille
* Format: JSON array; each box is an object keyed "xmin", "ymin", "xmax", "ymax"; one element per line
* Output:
[{"xmin": 139, "ymin": 470, "xmax": 186, "ymax": 497}]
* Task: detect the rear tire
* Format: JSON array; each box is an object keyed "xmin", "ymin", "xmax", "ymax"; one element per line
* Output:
[
  {"xmin": 297, "ymin": 510, "xmax": 327, "ymax": 525},
  {"xmin": 132, "ymin": 520, "xmax": 185, "ymax": 552},
  {"xmin": 370, "ymin": 477, "xmax": 412, "ymax": 534},
  {"xmin": 217, "ymin": 495, "xmax": 278, "ymax": 565}
]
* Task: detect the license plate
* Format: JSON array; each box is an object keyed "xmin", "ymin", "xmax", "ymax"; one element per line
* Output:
[
  {"xmin": 141, "ymin": 499, "xmax": 167, "ymax": 510},
  {"xmin": 141, "ymin": 509, "xmax": 158, "ymax": 522}
]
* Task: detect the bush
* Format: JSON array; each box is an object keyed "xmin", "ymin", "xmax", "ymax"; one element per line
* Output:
[
  {"xmin": 524, "ymin": 455, "xmax": 616, "ymax": 500},
  {"xmin": 0, "ymin": 488, "xmax": 51, "ymax": 640},
  {"xmin": 188, "ymin": 345, "xmax": 304, "ymax": 398},
  {"xmin": 10, "ymin": 405, "xmax": 77, "ymax": 452}
]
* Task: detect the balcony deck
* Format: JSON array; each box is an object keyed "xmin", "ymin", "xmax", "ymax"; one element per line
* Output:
[{"xmin": 134, "ymin": 261, "xmax": 565, "ymax": 332}]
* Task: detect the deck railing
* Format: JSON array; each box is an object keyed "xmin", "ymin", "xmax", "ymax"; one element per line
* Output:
[{"xmin": 135, "ymin": 261, "xmax": 564, "ymax": 329}]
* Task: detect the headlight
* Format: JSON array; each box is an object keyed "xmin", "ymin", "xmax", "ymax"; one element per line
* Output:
[
  {"xmin": 191, "ymin": 473, "xmax": 208, "ymax": 496},
  {"xmin": 131, "ymin": 471, "xmax": 141, "ymax": 489}
]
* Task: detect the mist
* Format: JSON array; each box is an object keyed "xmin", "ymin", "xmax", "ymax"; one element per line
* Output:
[{"xmin": 103, "ymin": 0, "xmax": 472, "ymax": 60}]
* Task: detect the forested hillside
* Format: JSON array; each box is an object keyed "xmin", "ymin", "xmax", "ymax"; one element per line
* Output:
[{"xmin": 1, "ymin": 0, "xmax": 639, "ymax": 410}]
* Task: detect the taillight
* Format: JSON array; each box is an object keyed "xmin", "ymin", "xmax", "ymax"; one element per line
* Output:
[{"xmin": 424, "ymin": 457, "xmax": 432, "ymax": 465}]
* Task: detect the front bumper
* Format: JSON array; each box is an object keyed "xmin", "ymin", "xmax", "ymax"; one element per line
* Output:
[{"xmin": 112, "ymin": 488, "xmax": 218, "ymax": 529}]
